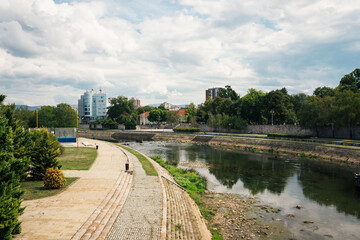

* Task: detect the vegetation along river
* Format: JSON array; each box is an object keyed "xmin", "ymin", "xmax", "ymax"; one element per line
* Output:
[{"xmin": 125, "ymin": 141, "xmax": 360, "ymax": 239}]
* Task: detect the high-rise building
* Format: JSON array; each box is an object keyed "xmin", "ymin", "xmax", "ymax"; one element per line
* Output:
[
  {"xmin": 78, "ymin": 89, "xmax": 107, "ymax": 122},
  {"xmin": 205, "ymin": 87, "xmax": 223, "ymax": 101}
]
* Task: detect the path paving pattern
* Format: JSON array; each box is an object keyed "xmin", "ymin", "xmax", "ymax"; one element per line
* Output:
[
  {"xmin": 106, "ymin": 149, "xmax": 163, "ymax": 240},
  {"xmin": 14, "ymin": 139, "xmax": 210, "ymax": 240}
]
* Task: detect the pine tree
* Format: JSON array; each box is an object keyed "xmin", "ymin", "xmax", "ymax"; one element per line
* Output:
[
  {"xmin": 30, "ymin": 129, "xmax": 61, "ymax": 180},
  {"xmin": 0, "ymin": 117, "xmax": 25, "ymax": 240}
]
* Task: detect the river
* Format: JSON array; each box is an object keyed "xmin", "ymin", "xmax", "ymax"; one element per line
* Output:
[{"xmin": 124, "ymin": 141, "xmax": 360, "ymax": 239}]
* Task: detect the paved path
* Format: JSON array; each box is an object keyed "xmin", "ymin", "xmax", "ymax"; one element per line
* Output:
[
  {"xmin": 15, "ymin": 138, "xmax": 127, "ymax": 240},
  {"xmin": 106, "ymin": 148, "xmax": 163, "ymax": 240}
]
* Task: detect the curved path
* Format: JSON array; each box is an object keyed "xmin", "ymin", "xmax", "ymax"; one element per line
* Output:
[
  {"xmin": 15, "ymin": 138, "xmax": 129, "ymax": 240},
  {"xmin": 15, "ymin": 139, "xmax": 210, "ymax": 240}
]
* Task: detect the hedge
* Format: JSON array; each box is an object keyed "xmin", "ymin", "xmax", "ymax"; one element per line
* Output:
[
  {"xmin": 267, "ymin": 133, "xmax": 312, "ymax": 139},
  {"xmin": 174, "ymin": 128, "xmax": 200, "ymax": 133}
]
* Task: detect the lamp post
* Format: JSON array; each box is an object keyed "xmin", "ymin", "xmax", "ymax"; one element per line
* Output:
[{"xmin": 270, "ymin": 110, "xmax": 274, "ymax": 125}]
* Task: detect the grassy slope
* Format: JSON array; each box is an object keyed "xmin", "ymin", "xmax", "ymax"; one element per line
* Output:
[{"xmin": 118, "ymin": 144, "xmax": 158, "ymax": 176}]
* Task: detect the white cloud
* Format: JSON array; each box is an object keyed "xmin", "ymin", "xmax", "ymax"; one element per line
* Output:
[{"xmin": 1, "ymin": 0, "xmax": 360, "ymax": 106}]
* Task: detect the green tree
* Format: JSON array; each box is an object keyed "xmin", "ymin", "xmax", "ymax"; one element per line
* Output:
[
  {"xmin": 101, "ymin": 118, "xmax": 118, "ymax": 129},
  {"xmin": 290, "ymin": 93, "xmax": 309, "ymax": 118},
  {"xmin": 137, "ymin": 105, "xmax": 155, "ymax": 114},
  {"xmin": 0, "ymin": 96, "xmax": 26, "ymax": 239},
  {"xmin": 240, "ymin": 89, "xmax": 266, "ymax": 124},
  {"xmin": 264, "ymin": 88, "xmax": 296, "ymax": 124},
  {"xmin": 38, "ymin": 106, "xmax": 56, "ymax": 127},
  {"xmin": 185, "ymin": 103, "xmax": 197, "ymax": 123},
  {"xmin": 313, "ymin": 87, "xmax": 335, "ymax": 98},
  {"xmin": 107, "ymin": 96, "xmax": 137, "ymax": 129},
  {"xmin": 338, "ymin": 68, "xmax": 360, "ymax": 92},
  {"xmin": 4, "ymin": 107, "xmax": 31, "ymax": 181},
  {"xmin": 29, "ymin": 129, "xmax": 61, "ymax": 180},
  {"xmin": 332, "ymin": 90, "xmax": 360, "ymax": 138},
  {"xmin": 54, "ymin": 103, "xmax": 77, "ymax": 127},
  {"xmin": 148, "ymin": 109, "xmax": 166, "ymax": 125},
  {"xmin": 166, "ymin": 111, "xmax": 180, "ymax": 125},
  {"xmin": 218, "ymin": 85, "xmax": 240, "ymax": 101},
  {"xmin": 14, "ymin": 106, "xmax": 36, "ymax": 129}
]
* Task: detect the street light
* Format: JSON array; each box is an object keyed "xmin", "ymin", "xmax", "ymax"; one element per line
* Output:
[{"xmin": 270, "ymin": 110, "xmax": 275, "ymax": 125}]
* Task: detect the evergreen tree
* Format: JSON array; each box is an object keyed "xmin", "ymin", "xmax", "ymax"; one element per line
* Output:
[
  {"xmin": 0, "ymin": 116, "xmax": 25, "ymax": 239},
  {"xmin": 30, "ymin": 129, "xmax": 61, "ymax": 180}
]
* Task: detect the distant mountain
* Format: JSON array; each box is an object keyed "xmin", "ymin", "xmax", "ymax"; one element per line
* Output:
[{"xmin": 15, "ymin": 105, "xmax": 41, "ymax": 111}]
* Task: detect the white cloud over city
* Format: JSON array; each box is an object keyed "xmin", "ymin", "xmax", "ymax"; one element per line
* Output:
[{"xmin": 1, "ymin": 0, "xmax": 360, "ymax": 106}]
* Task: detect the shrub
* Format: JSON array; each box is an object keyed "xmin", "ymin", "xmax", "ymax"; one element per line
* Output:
[
  {"xmin": 43, "ymin": 168, "xmax": 66, "ymax": 189},
  {"xmin": 267, "ymin": 133, "xmax": 312, "ymax": 139},
  {"xmin": 174, "ymin": 127, "xmax": 201, "ymax": 133}
]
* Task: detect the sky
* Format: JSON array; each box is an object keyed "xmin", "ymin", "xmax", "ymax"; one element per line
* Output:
[{"xmin": 1, "ymin": 0, "xmax": 360, "ymax": 106}]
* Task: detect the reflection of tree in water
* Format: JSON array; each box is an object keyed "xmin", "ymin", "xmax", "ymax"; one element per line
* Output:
[
  {"xmin": 203, "ymin": 146, "xmax": 294, "ymax": 195},
  {"xmin": 298, "ymin": 162, "xmax": 360, "ymax": 219}
]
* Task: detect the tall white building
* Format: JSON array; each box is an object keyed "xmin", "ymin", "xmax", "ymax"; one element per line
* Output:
[{"xmin": 78, "ymin": 89, "xmax": 107, "ymax": 122}]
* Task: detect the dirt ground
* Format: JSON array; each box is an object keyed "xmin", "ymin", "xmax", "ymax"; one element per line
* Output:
[{"xmin": 201, "ymin": 192, "xmax": 292, "ymax": 240}]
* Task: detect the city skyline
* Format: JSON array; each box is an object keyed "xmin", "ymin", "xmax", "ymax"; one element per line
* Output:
[{"xmin": 1, "ymin": 0, "xmax": 360, "ymax": 106}]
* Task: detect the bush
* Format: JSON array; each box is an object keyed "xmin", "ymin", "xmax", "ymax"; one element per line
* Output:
[
  {"xmin": 174, "ymin": 127, "xmax": 201, "ymax": 133},
  {"xmin": 43, "ymin": 168, "xmax": 66, "ymax": 189},
  {"xmin": 267, "ymin": 133, "xmax": 312, "ymax": 139}
]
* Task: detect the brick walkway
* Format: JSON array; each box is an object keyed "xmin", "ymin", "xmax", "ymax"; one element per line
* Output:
[{"xmin": 106, "ymin": 149, "xmax": 163, "ymax": 240}]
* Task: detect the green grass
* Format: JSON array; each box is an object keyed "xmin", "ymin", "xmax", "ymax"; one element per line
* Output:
[
  {"xmin": 58, "ymin": 147, "xmax": 97, "ymax": 170},
  {"xmin": 21, "ymin": 177, "xmax": 78, "ymax": 200},
  {"xmin": 118, "ymin": 145, "xmax": 158, "ymax": 176}
]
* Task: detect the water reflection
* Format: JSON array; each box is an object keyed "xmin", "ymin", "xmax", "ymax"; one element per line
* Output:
[
  {"xmin": 128, "ymin": 142, "xmax": 360, "ymax": 221},
  {"xmin": 298, "ymin": 161, "xmax": 360, "ymax": 219}
]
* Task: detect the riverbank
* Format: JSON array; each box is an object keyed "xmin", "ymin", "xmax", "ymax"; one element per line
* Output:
[{"xmin": 85, "ymin": 129, "xmax": 360, "ymax": 167}]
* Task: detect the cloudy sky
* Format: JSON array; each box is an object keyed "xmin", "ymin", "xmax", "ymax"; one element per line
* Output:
[{"xmin": 1, "ymin": 0, "xmax": 360, "ymax": 106}]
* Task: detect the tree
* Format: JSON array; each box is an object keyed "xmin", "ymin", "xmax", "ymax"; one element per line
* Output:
[
  {"xmin": 14, "ymin": 106, "xmax": 36, "ymax": 128},
  {"xmin": 0, "ymin": 95, "xmax": 26, "ymax": 239},
  {"xmin": 29, "ymin": 129, "xmax": 61, "ymax": 180},
  {"xmin": 240, "ymin": 89, "xmax": 266, "ymax": 124},
  {"xmin": 137, "ymin": 105, "xmax": 155, "ymax": 114},
  {"xmin": 148, "ymin": 109, "xmax": 166, "ymax": 125},
  {"xmin": 264, "ymin": 89, "xmax": 296, "ymax": 124},
  {"xmin": 185, "ymin": 103, "xmax": 197, "ymax": 123},
  {"xmin": 54, "ymin": 103, "xmax": 77, "ymax": 127},
  {"xmin": 218, "ymin": 85, "xmax": 240, "ymax": 101},
  {"xmin": 290, "ymin": 93, "xmax": 308, "ymax": 118},
  {"xmin": 38, "ymin": 106, "xmax": 56, "ymax": 127},
  {"xmin": 332, "ymin": 90, "xmax": 360, "ymax": 138},
  {"xmin": 338, "ymin": 68, "xmax": 360, "ymax": 92},
  {"xmin": 101, "ymin": 118, "xmax": 118, "ymax": 129},
  {"xmin": 313, "ymin": 87, "xmax": 335, "ymax": 98},
  {"xmin": 107, "ymin": 96, "xmax": 137, "ymax": 129},
  {"xmin": 166, "ymin": 111, "xmax": 180, "ymax": 125}
]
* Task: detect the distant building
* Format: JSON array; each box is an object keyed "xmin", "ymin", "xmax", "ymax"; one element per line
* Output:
[
  {"xmin": 130, "ymin": 98, "xmax": 141, "ymax": 109},
  {"xmin": 177, "ymin": 109, "xmax": 187, "ymax": 122},
  {"xmin": 139, "ymin": 111, "xmax": 151, "ymax": 125},
  {"xmin": 205, "ymin": 87, "xmax": 223, "ymax": 101},
  {"xmin": 170, "ymin": 105, "xmax": 179, "ymax": 111},
  {"xmin": 78, "ymin": 89, "xmax": 107, "ymax": 122},
  {"xmin": 160, "ymin": 102, "xmax": 171, "ymax": 110}
]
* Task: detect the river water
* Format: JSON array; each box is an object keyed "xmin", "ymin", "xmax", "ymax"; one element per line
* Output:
[{"xmin": 125, "ymin": 141, "xmax": 360, "ymax": 239}]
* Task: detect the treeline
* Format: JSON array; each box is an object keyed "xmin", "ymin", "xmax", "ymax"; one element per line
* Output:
[
  {"xmin": 13, "ymin": 103, "xmax": 77, "ymax": 129},
  {"xmin": 196, "ymin": 69, "xmax": 360, "ymax": 133},
  {"xmin": 0, "ymin": 95, "xmax": 64, "ymax": 239}
]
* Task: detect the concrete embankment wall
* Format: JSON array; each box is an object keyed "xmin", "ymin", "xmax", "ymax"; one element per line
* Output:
[{"xmin": 78, "ymin": 130, "xmax": 360, "ymax": 165}]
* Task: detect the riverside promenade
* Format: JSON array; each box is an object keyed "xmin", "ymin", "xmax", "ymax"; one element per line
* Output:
[{"xmin": 15, "ymin": 138, "xmax": 211, "ymax": 240}]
